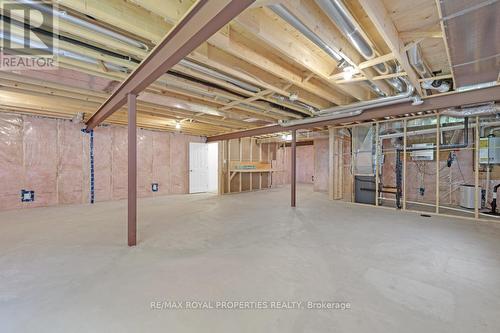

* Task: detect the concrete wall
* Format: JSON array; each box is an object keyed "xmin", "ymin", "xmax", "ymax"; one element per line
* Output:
[{"xmin": 0, "ymin": 113, "xmax": 203, "ymax": 211}]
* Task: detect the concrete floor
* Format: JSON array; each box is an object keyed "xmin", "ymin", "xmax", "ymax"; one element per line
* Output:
[{"xmin": 1, "ymin": 185, "xmax": 500, "ymax": 332}]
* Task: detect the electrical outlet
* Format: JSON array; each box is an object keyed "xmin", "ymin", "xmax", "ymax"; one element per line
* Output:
[
  {"xmin": 21, "ymin": 190, "xmax": 35, "ymax": 202},
  {"xmin": 152, "ymin": 183, "xmax": 159, "ymax": 192}
]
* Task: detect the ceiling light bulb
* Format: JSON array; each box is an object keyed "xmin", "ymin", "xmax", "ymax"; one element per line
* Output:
[
  {"xmin": 281, "ymin": 134, "xmax": 287, "ymax": 140},
  {"xmin": 289, "ymin": 92, "xmax": 299, "ymax": 101},
  {"xmin": 342, "ymin": 66, "xmax": 355, "ymax": 80},
  {"xmin": 175, "ymin": 122, "xmax": 181, "ymax": 130}
]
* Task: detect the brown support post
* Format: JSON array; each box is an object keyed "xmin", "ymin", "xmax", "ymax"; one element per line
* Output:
[
  {"xmin": 128, "ymin": 93, "xmax": 137, "ymax": 247},
  {"xmin": 291, "ymin": 130, "xmax": 297, "ymax": 207}
]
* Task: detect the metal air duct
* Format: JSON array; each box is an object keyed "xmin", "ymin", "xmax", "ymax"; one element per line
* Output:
[
  {"xmin": 0, "ymin": 31, "xmax": 129, "ymax": 73},
  {"xmin": 279, "ymin": 78, "xmax": 416, "ymax": 127},
  {"xmin": 269, "ymin": 4, "xmax": 344, "ymax": 62},
  {"xmin": 315, "ymin": 0, "xmax": 407, "ymax": 92},
  {"xmin": 408, "ymin": 44, "xmax": 451, "ymax": 93},
  {"xmin": 17, "ymin": 0, "xmax": 149, "ymax": 50},
  {"xmin": 179, "ymin": 59, "xmax": 261, "ymax": 94}
]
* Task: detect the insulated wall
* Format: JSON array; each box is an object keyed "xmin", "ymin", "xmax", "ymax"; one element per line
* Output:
[
  {"xmin": 272, "ymin": 140, "xmax": 329, "ymax": 191},
  {"xmin": 0, "ymin": 113, "xmax": 203, "ymax": 211}
]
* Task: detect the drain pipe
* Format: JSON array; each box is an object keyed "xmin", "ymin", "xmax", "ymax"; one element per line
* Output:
[{"xmin": 17, "ymin": 0, "xmax": 149, "ymax": 51}]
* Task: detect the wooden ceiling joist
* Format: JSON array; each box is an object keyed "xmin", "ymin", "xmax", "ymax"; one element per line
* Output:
[
  {"xmin": 357, "ymin": 0, "xmax": 424, "ymax": 96},
  {"xmin": 86, "ymin": 0, "xmax": 256, "ymax": 130},
  {"xmin": 207, "ymin": 84, "xmax": 500, "ymax": 141}
]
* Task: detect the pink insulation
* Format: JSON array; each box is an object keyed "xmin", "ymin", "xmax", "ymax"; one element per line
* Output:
[
  {"xmin": 296, "ymin": 146, "xmax": 314, "ymax": 184},
  {"xmin": 23, "ymin": 117, "xmax": 59, "ymax": 208},
  {"xmin": 137, "ymin": 128, "xmax": 154, "ymax": 198},
  {"xmin": 152, "ymin": 131, "xmax": 171, "ymax": 196},
  {"xmin": 0, "ymin": 114, "xmax": 23, "ymax": 210},
  {"xmin": 57, "ymin": 121, "xmax": 85, "ymax": 204},
  {"xmin": 94, "ymin": 126, "xmax": 113, "ymax": 202},
  {"xmin": 314, "ymin": 139, "xmax": 329, "ymax": 192},
  {"xmin": 0, "ymin": 113, "xmax": 203, "ymax": 211},
  {"xmin": 272, "ymin": 143, "xmax": 327, "ymax": 189},
  {"xmin": 111, "ymin": 126, "xmax": 128, "ymax": 200}
]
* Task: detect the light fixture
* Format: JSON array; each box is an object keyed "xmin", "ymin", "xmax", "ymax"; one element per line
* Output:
[
  {"xmin": 342, "ymin": 66, "xmax": 355, "ymax": 80},
  {"xmin": 289, "ymin": 92, "xmax": 299, "ymax": 101},
  {"xmin": 175, "ymin": 121, "xmax": 181, "ymax": 130}
]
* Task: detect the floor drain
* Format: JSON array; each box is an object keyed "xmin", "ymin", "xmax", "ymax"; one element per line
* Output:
[{"xmin": 420, "ymin": 214, "xmax": 431, "ymax": 218}]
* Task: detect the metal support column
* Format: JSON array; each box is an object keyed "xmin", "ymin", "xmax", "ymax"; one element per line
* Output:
[
  {"xmin": 291, "ymin": 130, "xmax": 297, "ymax": 207},
  {"xmin": 128, "ymin": 93, "xmax": 137, "ymax": 247}
]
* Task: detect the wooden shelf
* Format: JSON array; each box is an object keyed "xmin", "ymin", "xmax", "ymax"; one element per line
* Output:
[{"xmin": 229, "ymin": 169, "xmax": 274, "ymax": 173}]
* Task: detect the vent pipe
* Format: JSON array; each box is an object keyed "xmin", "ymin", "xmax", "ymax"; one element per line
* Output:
[{"xmin": 408, "ymin": 44, "xmax": 450, "ymax": 93}]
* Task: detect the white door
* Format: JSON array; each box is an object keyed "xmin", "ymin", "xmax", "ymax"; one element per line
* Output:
[{"xmin": 189, "ymin": 143, "xmax": 209, "ymax": 193}]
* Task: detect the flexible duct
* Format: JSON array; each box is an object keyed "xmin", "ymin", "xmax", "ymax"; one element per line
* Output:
[
  {"xmin": 441, "ymin": 103, "xmax": 499, "ymax": 117},
  {"xmin": 17, "ymin": 0, "xmax": 149, "ymax": 50},
  {"xmin": 408, "ymin": 44, "xmax": 450, "ymax": 92}
]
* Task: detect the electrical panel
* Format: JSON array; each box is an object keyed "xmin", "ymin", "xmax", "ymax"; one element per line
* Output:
[
  {"xmin": 479, "ymin": 137, "xmax": 500, "ymax": 164},
  {"xmin": 410, "ymin": 143, "xmax": 434, "ymax": 161}
]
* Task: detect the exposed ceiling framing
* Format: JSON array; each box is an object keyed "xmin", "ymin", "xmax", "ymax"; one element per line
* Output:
[{"xmin": 0, "ymin": 0, "xmax": 497, "ymax": 137}]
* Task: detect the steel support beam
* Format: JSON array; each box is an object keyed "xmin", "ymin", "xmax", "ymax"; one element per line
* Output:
[
  {"xmin": 128, "ymin": 93, "xmax": 137, "ymax": 247},
  {"xmin": 207, "ymin": 84, "xmax": 500, "ymax": 141},
  {"xmin": 85, "ymin": 0, "xmax": 255, "ymax": 131},
  {"xmin": 291, "ymin": 129, "xmax": 296, "ymax": 207}
]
